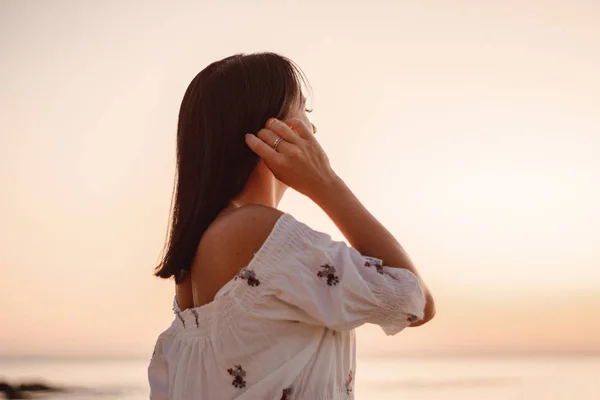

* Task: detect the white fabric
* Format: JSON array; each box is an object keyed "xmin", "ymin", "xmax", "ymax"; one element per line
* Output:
[{"xmin": 148, "ymin": 213, "xmax": 425, "ymax": 400}]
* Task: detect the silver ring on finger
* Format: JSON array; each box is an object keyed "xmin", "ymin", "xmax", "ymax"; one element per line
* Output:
[{"xmin": 272, "ymin": 136, "xmax": 284, "ymax": 152}]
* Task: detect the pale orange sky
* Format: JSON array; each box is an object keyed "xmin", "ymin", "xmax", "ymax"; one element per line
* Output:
[{"xmin": 0, "ymin": 0, "xmax": 599, "ymax": 357}]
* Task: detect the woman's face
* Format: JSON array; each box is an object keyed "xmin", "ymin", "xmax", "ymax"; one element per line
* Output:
[
  {"xmin": 286, "ymin": 93, "xmax": 317, "ymax": 135},
  {"xmin": 270, "ymin": 92, "xmax": 317, "ymax": 202}
]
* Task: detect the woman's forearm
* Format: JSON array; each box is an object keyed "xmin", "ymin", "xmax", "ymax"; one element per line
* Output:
[
  {"xmin": 312, "ymin": 176, "xmax": 436, "ymax": 324},
  {"xmin": 313, "ymin": 177, "xmax": 418, "ymax": 275}
]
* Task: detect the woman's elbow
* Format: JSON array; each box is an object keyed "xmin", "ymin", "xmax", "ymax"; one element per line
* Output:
[{"xmin": 410, "ymin": 290, "xmax": 436, "ymax": 327}]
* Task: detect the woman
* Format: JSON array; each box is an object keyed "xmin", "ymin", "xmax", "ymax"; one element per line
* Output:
[{"xmin": 148, "ymin": 52, "xmax": 435, "ymax": 400}]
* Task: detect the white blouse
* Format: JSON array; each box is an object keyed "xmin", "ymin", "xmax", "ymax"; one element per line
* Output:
[{"xmin": 148, "ymin": 213, "xmax": 425, "ymax": 400}]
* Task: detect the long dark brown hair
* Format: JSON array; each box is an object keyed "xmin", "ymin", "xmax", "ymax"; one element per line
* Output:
[{"xmin": 155, "ymin": 52, "xmax": 307, "ymax": 282}]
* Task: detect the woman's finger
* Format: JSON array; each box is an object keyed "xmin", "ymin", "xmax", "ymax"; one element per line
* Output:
[
  {"xmin": 285, "ymin": 118, "xmax": 313, "ymax": 139},
  {"xmin": 245, "ymin": 133, "xmax": 280, "ymax": 162},
  {"xmin": 256, "ymin": 128, "xmax": 279, "ymax": 146},
  {"xmin": 256, "ymin": 128, "xmax": 295, "ymax": 154},
  {"xmin": 266, "ymin": 118, "xmax": 301, "ymax": 143}
]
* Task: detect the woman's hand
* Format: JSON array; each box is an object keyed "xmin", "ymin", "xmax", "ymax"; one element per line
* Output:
[{"xmin": 245, "ymin": 118, "xmax": 339, "ymax": 200}]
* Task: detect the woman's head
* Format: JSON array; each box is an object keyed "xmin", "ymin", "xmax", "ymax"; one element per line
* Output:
[{"xmin": 155, "ymin": 52, "xmax": 311, "ymax": 282}]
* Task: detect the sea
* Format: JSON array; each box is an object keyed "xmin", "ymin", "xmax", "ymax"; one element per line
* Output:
[{"xmin": 1, "ymin": 356, "xmax": 599, "ymax": 399}]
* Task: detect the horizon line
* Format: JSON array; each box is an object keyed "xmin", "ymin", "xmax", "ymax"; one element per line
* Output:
[{"xmin": 1, "ymin": 350, "xmax": 599, "ymax": 361}]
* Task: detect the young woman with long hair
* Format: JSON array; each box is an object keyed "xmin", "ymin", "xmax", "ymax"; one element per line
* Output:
[{"xmin": 148, "ymin": 52, "xmax": 435, "ymax": 400}]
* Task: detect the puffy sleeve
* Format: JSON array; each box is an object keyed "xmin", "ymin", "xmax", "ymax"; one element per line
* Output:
[
  {"xmin": 238, "ymin": 214, "xmax": 426, "ymax": 336},
  {"xmin": 148, "ymin": 323, "xmax": 177, "ymax": 400},
  {"xmin": 148, "ymin": 342, "xmax": 168, "ymax": 400}
]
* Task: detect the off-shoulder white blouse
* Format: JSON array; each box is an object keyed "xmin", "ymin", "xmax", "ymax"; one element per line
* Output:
[{"xmin": 148, "ymin": 213, "xmax": 425, "ymax": 400}]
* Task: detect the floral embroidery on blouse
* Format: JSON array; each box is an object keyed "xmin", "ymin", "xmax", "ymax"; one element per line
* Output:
[
  {"xmin": 316, "ymin": 264, "xmax": 339, "ymax": 286},
  {"xmin": 344, "ymin": 370, "xmax": 353, "ymax": 395},
  {"xmin": 280, "ymin": 386, "xmax": 293, "ymax": 400},
  {"xmin": 227, "ymin": 365, "xmax": 247, "ymax": 388},
  {"xmin": 236, "ymin": 268, "xmax": 260, "ymax": 287},
  {"xmin": 364, "ymin": 257, "xmax": 384, "ymax": 274}
]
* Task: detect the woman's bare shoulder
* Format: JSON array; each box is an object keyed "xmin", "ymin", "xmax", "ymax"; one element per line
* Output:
[
  {"xmin": 194, "ymin": 205, "xmax": 285, "ymax": 277},
  {"xmin": 206, "ymin": 204, "xmax": 284, "ymax": 244}
]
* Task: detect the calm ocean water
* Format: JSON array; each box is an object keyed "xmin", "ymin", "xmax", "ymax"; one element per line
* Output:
[{"xmin": 1, "ymin": 356, "xmax": 598, "ymax": 399}]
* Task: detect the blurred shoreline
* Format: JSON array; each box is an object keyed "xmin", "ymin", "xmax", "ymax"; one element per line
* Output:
[{"xmin": 2, "ymin": 356, "xmax": 599, "ymax": 399}]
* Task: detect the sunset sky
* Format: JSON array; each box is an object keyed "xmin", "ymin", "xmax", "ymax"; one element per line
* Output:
[{"xmin": 1, "ymin": 0, "xmax": 599, "ymax": 358}]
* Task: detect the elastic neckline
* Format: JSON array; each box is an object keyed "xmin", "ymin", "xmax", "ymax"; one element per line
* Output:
[{"xmin": 173, "ymin": 213, "xmax": 307, "ymax": 332}]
